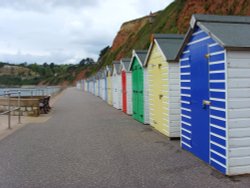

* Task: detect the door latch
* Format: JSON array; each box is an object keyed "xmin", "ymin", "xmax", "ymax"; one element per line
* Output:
[
  {"xmin": 202, "ymin": 100, "xmax": 211, "ymax": 108},
  {"xmin": 205, "ymin": 54, "xmax": 210, "ymax": 58}
]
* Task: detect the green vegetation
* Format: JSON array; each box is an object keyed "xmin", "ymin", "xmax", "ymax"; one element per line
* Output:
[{"xmin": 0, "ymin": 59, "xmax": 96, "ymax": 86}]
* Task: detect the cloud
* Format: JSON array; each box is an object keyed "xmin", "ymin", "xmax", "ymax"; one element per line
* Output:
[
  {"xmin": 0, "ymin": 50, "xmax": 79, "ymax": 64},
  {"xmin": 0, "ymin": 0, "xmax": 101, "ymax": 11},
  {"xmin": 0, "ymin": 0, "xmax": 174, "ymax": 64}
]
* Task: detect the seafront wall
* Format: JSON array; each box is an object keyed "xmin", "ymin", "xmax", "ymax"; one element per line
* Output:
[{"xmin": 0, "ymin": 97, "xmax": 40, "ymax": 117}]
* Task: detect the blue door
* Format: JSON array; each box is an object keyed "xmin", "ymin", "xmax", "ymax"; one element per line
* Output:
[{"xmin": 190, "ymin": 44, "xmax": 210, "ymax": 163}]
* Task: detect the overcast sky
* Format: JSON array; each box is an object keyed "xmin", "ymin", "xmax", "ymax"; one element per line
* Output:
[{"xmin": 0, "ymin": 0, "xmax": 173, "ymax": 64}]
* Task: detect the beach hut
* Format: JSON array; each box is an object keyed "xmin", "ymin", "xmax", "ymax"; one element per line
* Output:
[
  {"xmin": 177, "ymin": 14, "xmax": 250, "ymax": 175},
  {"xmin": 99, "ymin": 71, "xmax": 104, "ymax": 100},
  {"xmin": 76, "ymin": 81, "xmax": 81, "ymax": 90},
  {"xmin": 81, "ymin": 79, "xmax": 85, "ymax": 92},
  {"xmin": 112, "ymin": 61, "xmax": 122, "ymax": 109},
  {"xmin": 102, "ymin": 69, "xmax": 108, "ymax": 102},
  {"xmin": 87, "ymin": 78, "xmax": 91, "ymax": 93},
  {"xmin": 98, "ymin": 72, "xmax": 102, "ymax": 99},
  {"xmin": 84, "ymin": 79, "xmax": 87, "ymax": 92},
  {"xmin": 93, "ymin": 76, "xmax": 97, "ymax": 95},
  {"xmin": 85, "ymin": 79, "xmax": 89, "ymax": 92},
  {"xmin": 97, "ymin": 73, "xmax": 101, "ymax": 97},
  {"xmin": 104, "ymin": 70, "xmax": 108, "ymax": 102},
  {"xmin": 94, "ymin": 75, "xmax": 98, "ymax": 96},
  {"xmin": 144, "ymin": 34, "xmax": 184, "ymax": 138},
  {"xmin": 106, "ymin": 65, "xmax": 113, "ymax": 105},
  {"xmin": 88, "ymin": 77, "xmax": 93, "ymax": 94},
  {"xmin": 92, "ymin": 76, "xmax": 96, "ymax": 95},
  {"xmin": 129, "ymin": 50, "xmax": 149, "ymax": 124},
  {"xmin": 91, "ymin": 77, "xmax": 95, "ymax": 95},
  {"xmin": 83, "ymin": 79, "xmax": 86, "ymax": 92},
  {"xmin": 120, "ymin": 58, "xmax": 132, "ymax": 115},
  {"xmin": 100, "ymin": 69, "xmax": 107, "ymax": 101}
]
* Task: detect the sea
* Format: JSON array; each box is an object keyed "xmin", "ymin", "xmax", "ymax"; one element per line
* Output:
[{"xmin": 0, "ymin": 86, "xmax": 62, "ymax": 97}]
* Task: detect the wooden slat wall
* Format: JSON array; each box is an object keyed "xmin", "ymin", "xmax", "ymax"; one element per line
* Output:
[{"xmin": 227, "ymin": 51, "xmax": 250, "ymax": 175}]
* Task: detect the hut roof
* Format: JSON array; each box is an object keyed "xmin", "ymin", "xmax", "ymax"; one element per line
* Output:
[
  {"xmin": 193, "ymin": 14, "xmax": 250, "ymax": 48},
  {"xmin": 120, "ymin": 58, "xmax": 131, "ymax": 72},
  {"xmin": 112, "ymin": 61, "xmax": 121, "ymax": 75},
  {"xmin": 128, "ymin": 50, "xmax": 148, "ymax": 71},
  {"xmin": 145, "ymin": 34, "xmax": 184, "ymax": 65},
  {"xmin": 177, "ymin": 14, "xmax": 250, "ymax": 59}
]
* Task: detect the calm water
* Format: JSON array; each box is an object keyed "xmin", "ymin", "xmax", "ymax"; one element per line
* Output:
[{"xmin": 0, "ymin": 87, "xmax": 62, "ymax": 97}]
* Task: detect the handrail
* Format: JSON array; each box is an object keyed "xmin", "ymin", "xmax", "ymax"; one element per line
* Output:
[
  {"xmin": 0, "ymin": 87, "xmax": 62, "ymax": 97},
  {"xmin": 0, "ymin": 91, "xmax": 21, "ymax": 129},
  {"xmin": 0, "ymin": 107, "xmax": 20, "ymax": 115}
]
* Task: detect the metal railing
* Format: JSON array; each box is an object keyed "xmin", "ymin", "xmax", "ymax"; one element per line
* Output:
[
  {"xmin": 0, "ymin": 87, "xmax": 63, "ymax": 129},
  {"xmin": 0, "ymin": 87, "xmax": 61, "ymax": 97},
  {"xmin": 0, "ymin": 91, "xmax": 21, "ymax": 129}
]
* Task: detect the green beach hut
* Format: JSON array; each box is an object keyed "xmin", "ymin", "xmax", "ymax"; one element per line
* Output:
[{"xmin": 129, "ymin": 50, "xmax": 149, "ymax": 124}]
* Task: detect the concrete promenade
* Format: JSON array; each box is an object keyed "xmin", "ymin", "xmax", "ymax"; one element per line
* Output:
[{"xmin": 0, "ymin": 88, "xmax": 249, "ymax": 188}]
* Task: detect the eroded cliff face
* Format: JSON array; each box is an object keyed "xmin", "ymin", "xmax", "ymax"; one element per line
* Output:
[
  {"xmin": 111, "ymin": 14, "xmax": 156, "ymax": 52},
  {"xmin": 176, "ymin": 0, "xmax": 250, "ymax": 33},
  {"xmin": 105, "ymin": 0, "xmax": 250, "ymax": 63},
  {"xmin": 110, "ymin": 12, "xmax": 159, "ymax": 60}
]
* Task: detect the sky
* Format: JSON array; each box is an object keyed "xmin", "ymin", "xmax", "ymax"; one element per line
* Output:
[{"xmin": 0, "ymin": 0, "xmax": 173, "ymax": 64}]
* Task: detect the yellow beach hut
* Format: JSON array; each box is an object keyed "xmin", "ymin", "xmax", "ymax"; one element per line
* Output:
[
  {"xmin": 106, "ymin": 65, "xmax": 113, "ymax": 105},
  {"xmin": 144, "ymin": 34, "xmax": 184, "ymax": 138}
]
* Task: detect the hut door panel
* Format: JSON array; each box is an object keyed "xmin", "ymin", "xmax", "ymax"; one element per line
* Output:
[
  {"xmin": 190, "ymin": 45, "xmax": 210, "ymax": 163},
  {"xmin": 105, "ymin": 78, "xmax": 107, "ymax": 101},
  {"xmin": 132, "ymin": 62, "xmax": 144, "ymax": 123},
  {"xmin": 114, "ymin": 76, "xmax": 119, "ymax": 108},
  {"xmin": 132, "ymin": 65, "xmax": 138, "ymax": 120},
  {"xmin": 155, "ymin": 63, "xmax": 161, "ymax": 129},
  {"xmin": 122, "ymin": 71, "xmax": 127, "ymax": 113},
  {"xmin": 138, "ymin": 66, "xmax": 144, "ymax": 123},
  {"xmin": 159, "ymin": 63, "xmax": 165, "ymax": 131},
  {"xmin": 150, "ymin": 63, "xmax": 159, "ymax": 128}
]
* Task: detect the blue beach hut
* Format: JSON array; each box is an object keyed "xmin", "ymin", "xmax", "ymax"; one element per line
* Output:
[{"xmin": 177, "ymin": 14, "xmax": 250, "ymax": 175}]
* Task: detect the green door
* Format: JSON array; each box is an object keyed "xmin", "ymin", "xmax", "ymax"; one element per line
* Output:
[
  {"xmin": 137, "ymin": 65, "xmax": 144, "ymax": 123},
  {"xmin": 132, "ymin": 58, "xmax": 144, "ymax": 123},
  {"xmin": 132, "ymin": 63, "xmax": 137, "ymax": 120}
]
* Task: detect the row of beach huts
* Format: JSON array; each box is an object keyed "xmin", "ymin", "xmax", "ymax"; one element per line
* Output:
[{"xmin": 76, "ymin": 14, "xmax": 250, "ymax": 176}]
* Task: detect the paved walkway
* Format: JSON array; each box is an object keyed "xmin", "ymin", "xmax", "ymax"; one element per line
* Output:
[{"xmin": 0, "ymin": 88, "xmax": 249, "ymax": 188}]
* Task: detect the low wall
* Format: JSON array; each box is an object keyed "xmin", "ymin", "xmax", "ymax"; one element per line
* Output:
[{"xmin": 0, "ymin": 96, "xmax": 42, "ymax": 117}]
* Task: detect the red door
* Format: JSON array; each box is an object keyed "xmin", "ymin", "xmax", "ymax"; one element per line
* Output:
[{"xmin": 122, "ymin": 71, "xmax": 127, "ymax": 113}]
